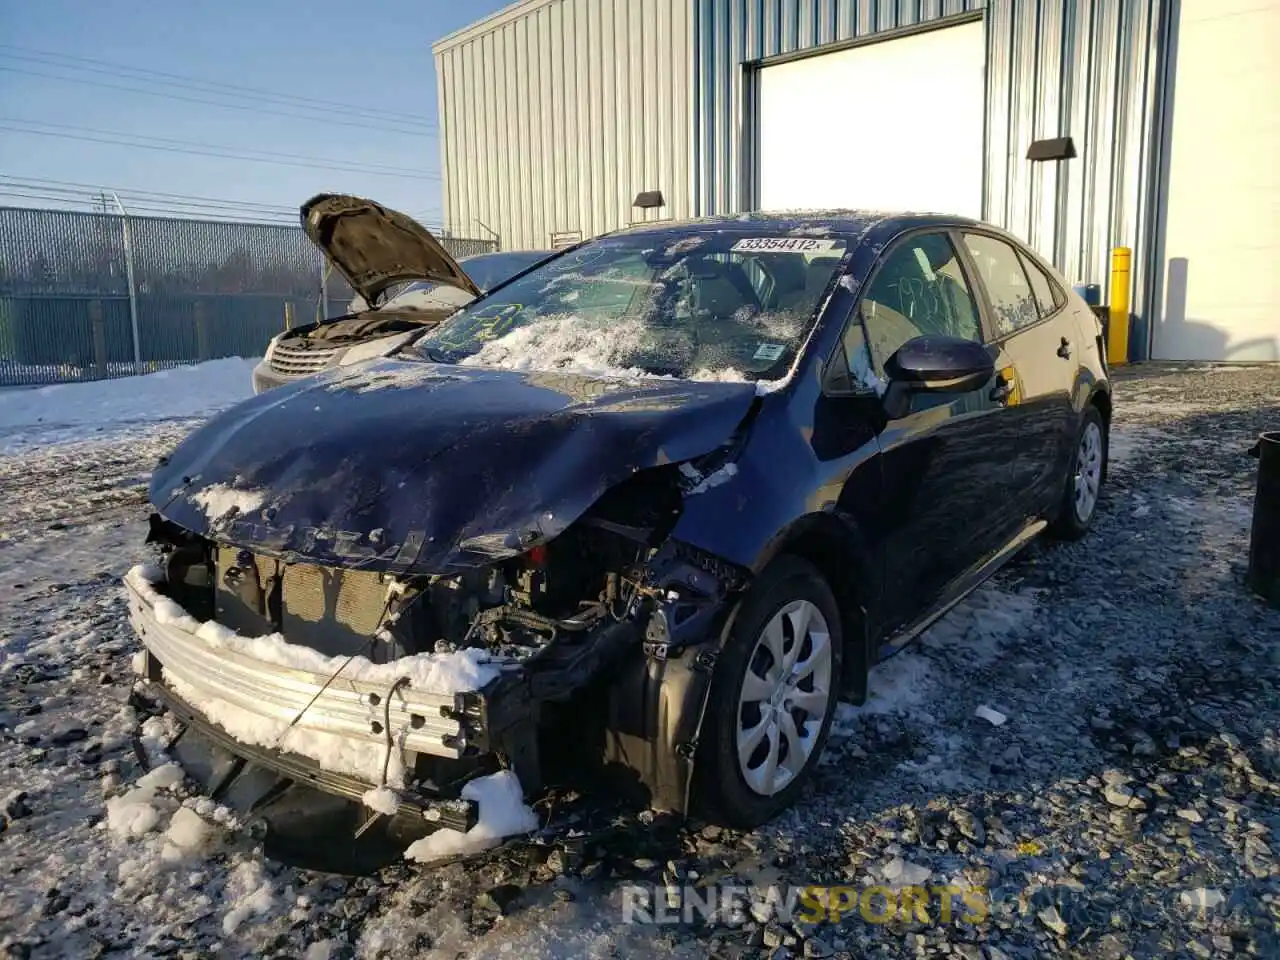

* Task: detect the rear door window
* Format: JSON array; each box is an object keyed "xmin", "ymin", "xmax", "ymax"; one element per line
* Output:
[{"xmin": 962, "ymin": 233, "xmax": 1041, "ymax": 338}]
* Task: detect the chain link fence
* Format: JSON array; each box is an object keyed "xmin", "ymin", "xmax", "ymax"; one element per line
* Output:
[{"xmin": 0, "ymin": 206, "xmax": 497, "ymax": 387}]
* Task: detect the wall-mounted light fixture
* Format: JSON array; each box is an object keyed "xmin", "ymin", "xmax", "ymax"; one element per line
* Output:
[
  {"xmin": 633, "ymin": 190, "xmax": 665, "ymax": 209},
  {"xmin": 1026, "ymin": 137, "xmax": 1077, "ymax": 161}
]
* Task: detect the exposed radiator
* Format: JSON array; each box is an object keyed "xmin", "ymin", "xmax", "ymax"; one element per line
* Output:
[{"xmin": 214, "ymin": 546, "xmax": 391, "ymax": 657}]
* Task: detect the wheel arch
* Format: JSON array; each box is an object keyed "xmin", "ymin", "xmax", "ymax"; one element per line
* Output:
[
  {"xmin": 754, "ymin": 511, "xmax": 875, "ymax": 704},
  {"xmin": 1086, "ymin": 383, "xmax": 1112, "ymax": 481}
]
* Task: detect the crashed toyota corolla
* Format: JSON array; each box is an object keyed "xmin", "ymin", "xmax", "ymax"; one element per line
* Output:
[{"xmin": 125, "ymin": 198, "xmax": 1112, "ymax": 865}]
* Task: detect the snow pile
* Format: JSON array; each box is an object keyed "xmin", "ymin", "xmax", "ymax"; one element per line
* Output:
[
  {"xmin": 452, "ymin": 312, "xmax": 797, "ymax": 396},
  {"xmin": 191, "ymin": 483, "xmax": 266, "ymax": 522},
  {"xmin": 458, "ymin": 314, "xmax": 661, "ymax": 379},
  {"xmin": 361, "ymin": 786, "xmax": 400, "ymax": 816},
  {"xmin": 404, "ymin": 770, "xmax": 538, "ymax": 864},
  {"xmin": 222, "ymin": 860, "xmax": 277, "ymax": 935},
  {"xmin": 161, "ymin": 807, "xmax": 217, "ymax": 862},
  {"xmin": 104, "ymin": 763, "xmax": 185, "ymax": 839},
  {"xmin": 0, "ymin": 357, "xmax": 258, "ymax": 449}
]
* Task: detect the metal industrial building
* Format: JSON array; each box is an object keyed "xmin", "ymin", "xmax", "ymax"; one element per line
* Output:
[{"xmin": 433, "ymin": 0, "xmax": 1279, "ymax": 362}]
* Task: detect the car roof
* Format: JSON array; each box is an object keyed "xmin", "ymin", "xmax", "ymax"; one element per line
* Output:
[
  {"xmin": 610, "ymin": 210, "xmax": 990, "ymax": 246},
  {"xmin": 460, "ymin": 249, "xmax": 554, "ymax": 261}
]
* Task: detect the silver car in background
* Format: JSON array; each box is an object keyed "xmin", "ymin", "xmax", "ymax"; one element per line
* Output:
[{"xmin": 252, "ymin": 195, "xmax": 553, "ymax": 393}]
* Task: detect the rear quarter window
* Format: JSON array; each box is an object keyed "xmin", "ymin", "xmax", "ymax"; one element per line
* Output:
[
  {"xmin": 962, "ymin": 233, "xmax": 1041, "ymax": 338},
  {"xmin": 1019, "ymin": 251, "xmax": 1066, "ymax": 318}
]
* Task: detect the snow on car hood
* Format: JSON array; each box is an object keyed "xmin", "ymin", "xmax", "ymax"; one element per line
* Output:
[
  {"xmin": 301, "ymin": 193, "xmax": 481, "ymax": 305},
  {"xmin": 149, "ymin": 358, "xmax": 758, "ymax": 573}
]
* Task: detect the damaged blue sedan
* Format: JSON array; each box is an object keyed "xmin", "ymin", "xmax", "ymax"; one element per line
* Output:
[{"xmin": 126, "ymin": 193, "xmax": 1111, "ymax": 866}]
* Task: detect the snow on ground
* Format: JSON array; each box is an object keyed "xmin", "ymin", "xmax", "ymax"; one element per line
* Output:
[
  {"xmin": 1, "ymin": 362, "xmax": 1278, "ymax": 959},
  {"xmin": 0, "ymin": 358, "xmax": 257, "ymax": 452}
]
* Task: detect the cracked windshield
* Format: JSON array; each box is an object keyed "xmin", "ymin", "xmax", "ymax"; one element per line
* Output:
[{"xmin": 417, "ymin": 233, "xmax": 849, "ymax": 380}]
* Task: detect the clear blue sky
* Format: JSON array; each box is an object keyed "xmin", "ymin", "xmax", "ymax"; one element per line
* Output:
[{"xmin": 0, "ymin": 0, "xmax": 511, "ymax": 228}]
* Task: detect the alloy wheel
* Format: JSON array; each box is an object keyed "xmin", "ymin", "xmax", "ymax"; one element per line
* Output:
[
  {"xmin": 1074, "ymin": 420, "xmax": 1104, "ymax": 522},
  {"xmin": 735, "ymin": 599, "xmax": 833, "ymax": 797}
]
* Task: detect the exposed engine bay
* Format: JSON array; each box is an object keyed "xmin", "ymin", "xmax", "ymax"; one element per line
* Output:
[
  {"xmin": 155, "ymin": 464, "xmax": 693, "ymax": 661},
  {"xmin": 134, "ymin": 453, "xmax": 751, "ymax": 868}
]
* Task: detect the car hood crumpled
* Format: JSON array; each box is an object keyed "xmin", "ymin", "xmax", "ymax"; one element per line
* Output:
[{"xmin": 149, "ymin": 359, "xmax": 758, "ymax": 573}]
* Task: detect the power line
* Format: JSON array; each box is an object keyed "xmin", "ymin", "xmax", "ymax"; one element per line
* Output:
[
  {"xmin": 0, "ymin": 119, "xmax": 441, "ymax": 181},
  {"xmin": 0, "ymin": 45, "xmax": 437, "ymax": 129},
  {"xmin": 0, "ymin": 63, "xmax": 437, "ymax": 139},
  {"xmin": 0, "ymin": 118, "xmax": 434, "ymax": 177},
  {"xmin": 0, "ymin": 193, "xmax": 297, "ymax": 224},
  {"xmin": 0, "ymin": 177, "xmax": 446, "ymax": 228},
  {"xmin": 0, "ymin": 187, "xmax": 299, "ymax": 222},
  {"xmin": 0, "ymin": 175, "xmax": 301, "ymax": 214}
]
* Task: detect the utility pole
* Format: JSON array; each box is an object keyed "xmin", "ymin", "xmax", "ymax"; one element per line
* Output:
[{"xmin": 111, "ymin": 193, "xmax": 144, "ymax": 375}]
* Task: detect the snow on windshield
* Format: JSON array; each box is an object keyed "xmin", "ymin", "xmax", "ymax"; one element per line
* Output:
[
  {"xmin": 458, "ymin": 313, "xmax": 749, "ymax": 383},
  {"xmin": 420, "ymin": 231, "xmax": 849, "ymax": 384}
]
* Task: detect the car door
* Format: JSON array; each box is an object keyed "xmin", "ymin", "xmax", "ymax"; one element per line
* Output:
[
  {"xmin": 959, "ymin": 232, "xmax": 1079, "ymax": 518},
  {"xmin": 849, "ymin": 230, "xmax": 1016, "ymax": 641}
]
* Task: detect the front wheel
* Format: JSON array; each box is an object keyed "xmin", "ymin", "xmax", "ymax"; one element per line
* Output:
[
  {"xmin": 1049, "ymin": 405, "xmax": 1107, "ymax": 540},
  {"xmin": 695, "ymin": 556, "xmax": 843, "ymax": 828}
]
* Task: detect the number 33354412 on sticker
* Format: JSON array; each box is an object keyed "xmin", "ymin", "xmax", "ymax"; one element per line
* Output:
[{"xmin": 730, "ymin": 237, "xmax": 839, "ymax": 253}]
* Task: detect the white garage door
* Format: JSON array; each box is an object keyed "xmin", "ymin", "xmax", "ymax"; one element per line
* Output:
[
  {"xmin": 1154, "ymin": 0, "xmax": 1280, "ymax": 361},
  {"xmin": 756, "ymin": 21, "xmax": 985, "ymax": 218}
]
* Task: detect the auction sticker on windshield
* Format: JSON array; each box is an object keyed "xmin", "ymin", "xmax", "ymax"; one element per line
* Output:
[
  {"xmin": 753, "ymin": 343, "xmax": 787, "ymax": 362},
  {"xmin": 731, "ymin": 237, "xmax": 840, "ymax": 253}
]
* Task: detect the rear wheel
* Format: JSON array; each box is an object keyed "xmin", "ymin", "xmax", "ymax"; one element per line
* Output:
[
  {"xmin": 696, "ymin": 556, "xmax": 843, "ymax": 827},
  {"xmin": 1049, "ymin": 405, "xmax": 1107, "ymax": 540}
]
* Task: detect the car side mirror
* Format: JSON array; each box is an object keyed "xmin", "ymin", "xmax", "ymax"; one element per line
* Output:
[
  {"xmin": 879, "ymin": 335, "xmax": 996, "ymax": 419},
  {"xmin": 884, "ymin": 335, "xmax": 995, "ymax": 394}
]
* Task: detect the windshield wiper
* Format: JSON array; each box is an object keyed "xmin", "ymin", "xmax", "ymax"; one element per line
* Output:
[{"xmin": 418, "ymin": 345, "xmax": 458, "ymax": 364}]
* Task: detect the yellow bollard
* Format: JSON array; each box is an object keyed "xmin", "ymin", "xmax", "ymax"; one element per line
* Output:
[{"xmin": 1108, "ymin": 247, "xmax": 1131, "ymax": 366}]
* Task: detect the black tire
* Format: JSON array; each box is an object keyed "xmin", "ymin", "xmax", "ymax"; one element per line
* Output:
[
  {"xmin": 1048, "ymin": 404, "xmax": 1107, "ymax": 541},
  {"xmin": 695, "ymin": 555, "xmax": 843, "ymax": 828}
]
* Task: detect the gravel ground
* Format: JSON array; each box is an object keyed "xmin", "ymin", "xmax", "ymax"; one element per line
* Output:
[{"xmin": 1, "ymin": 362, "xmax": 1277, "ymax": 959}]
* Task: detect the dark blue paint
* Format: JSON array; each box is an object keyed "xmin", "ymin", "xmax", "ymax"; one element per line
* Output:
[
  {"xmin": 151, "ymin": 212, "xmax": 1110, "ymax": 656},
  {"xmin": 151, "ymin": 360, "xmax": 757, "ymax": 573}
]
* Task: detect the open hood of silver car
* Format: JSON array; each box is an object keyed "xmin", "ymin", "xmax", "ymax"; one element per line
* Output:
[{"xmin": 301, "ymin": 193, "xmax": 482, "ymax": 305}]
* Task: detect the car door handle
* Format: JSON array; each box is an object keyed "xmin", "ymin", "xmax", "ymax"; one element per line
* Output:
[{"xmin": 1057, "ymin": 337, "xmax": 1071, "ymax": 359}]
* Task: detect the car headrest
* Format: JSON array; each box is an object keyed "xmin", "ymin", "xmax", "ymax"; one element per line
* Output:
[{"xmin": 805, "ymin": 257, "xmax": 841, "ymax": 295}]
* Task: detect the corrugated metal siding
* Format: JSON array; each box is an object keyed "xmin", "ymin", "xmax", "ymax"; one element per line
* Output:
[
  {"xmin": 694, "ymin": 0, "xmax": 1167, "ymax": 342},
  {"xmin": 433, "ymin": 0, "xmax": 693, "ymax": 251}
]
